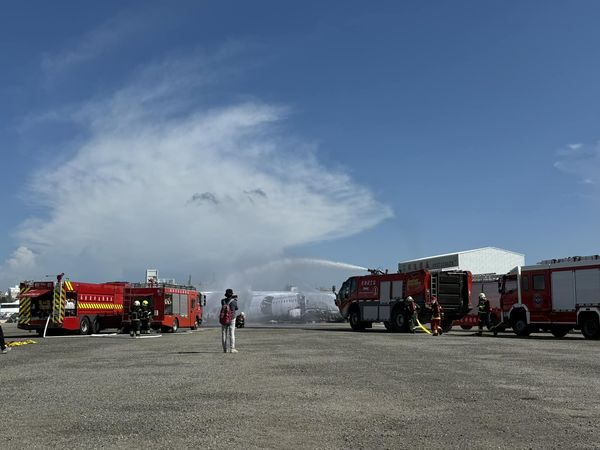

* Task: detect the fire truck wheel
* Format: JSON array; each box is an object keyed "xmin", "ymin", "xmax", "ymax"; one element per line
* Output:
[
  {"xmin": 512, "ymin": 316, "xmax": 530, "ymax": 337},
  {"xmin": 171, "ymin": 318, "xmax": 179, "ymax": 333},
  {"xmin": 349, "ymin": 308, "xmax": 365, "ymax": 331},
  {"xmin": 391, "ymin": 308, "xmax": 407, "ymax": 333},
  {"xmin": 581, "ymin": 315, "xmax": 600, "ymax": 340},
  {"xmin": 79, "ymin": 316, "xmax": 92, "ymax": 335},
  {"xmin": 460, "ymin": 325, "xmax": 473, "ymax": 330},
  {"xmin": 550, "ymin": 326, "xmax": 570, "ymax": 338},
  {"xmin": 91, "ymin": 317, "xmax": 101, "ymax": 334}
]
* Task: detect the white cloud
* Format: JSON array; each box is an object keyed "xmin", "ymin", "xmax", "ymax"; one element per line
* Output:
[
  {"xmin": 554, "ymin": 141, "xmax": 600, "ymax": 187},
  {"xmin": 3, "ymin": 52, "xmax": 392, "ymax": 286},
  {"xmin": 6, "ymin": 246, "xmax": 36, "ymax": 270}
]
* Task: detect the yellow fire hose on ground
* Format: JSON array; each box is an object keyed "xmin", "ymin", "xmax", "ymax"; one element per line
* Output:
[
  {"xmin": 415, "ymin": 317, "xmax": 431, "ymax": 335},
  {"xmin": 7, "ymin": 340, "xmax": 38, "ymax": 347}
]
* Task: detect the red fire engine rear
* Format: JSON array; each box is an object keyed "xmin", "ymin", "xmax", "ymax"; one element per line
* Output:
[
  {"xmin": 122, "ymin": 283, "xmax": 203, "ymax": 333},
  {"xmin": 17, "ymin": 276, "xmax": 124, "ymax": 335},
  {"xmin": 336, "ymin": 269, "xmax": 471, "ymax": 332},
  {"xmin": 499, "ymin": 255, "xmax": 600, "ymax": 339}
]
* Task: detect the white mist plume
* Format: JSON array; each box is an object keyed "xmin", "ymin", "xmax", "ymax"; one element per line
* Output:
[{"xmin": 2, "ymin": 50, "xmax": 392, "ymax": 285}]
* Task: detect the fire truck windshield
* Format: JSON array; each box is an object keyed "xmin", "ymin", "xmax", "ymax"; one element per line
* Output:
[{"xmin": 502, "ymin": 277, "xmax": 517, "ymax": 294}]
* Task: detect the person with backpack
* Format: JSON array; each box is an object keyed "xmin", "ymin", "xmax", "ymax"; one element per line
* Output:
[{"xmin": 220, "ymin": 288, "xmax": 239, "ymax": 353}]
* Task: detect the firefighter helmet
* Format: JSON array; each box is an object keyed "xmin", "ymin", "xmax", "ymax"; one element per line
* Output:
[
  {"xmin": 134, "ymin": 300, "xmax": 140, "ymax": 307},
  {"xmin": 142, "ymin": 300, "xmax": 149, "ymax": 306},
  {"xmin": 479, "ymin": 293, "xmax": 487, "ymax": 300},
  {"xmin": 406, "ymin": 296, "xmax": 414, "ymax": 302}
]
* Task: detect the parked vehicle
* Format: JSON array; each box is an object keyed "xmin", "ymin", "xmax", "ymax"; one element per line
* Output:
[
  {"xmin": 499, "ymin": 255, "xmax": 600, "ymax": 339},
  {"xmin": 121, "ymin": 283, "xmax": 204, "ymax": 333},
  {"xmin": 17, "ymin": 277, "xmax": 124, "ymax": 335},
  {"xmin": 336, "ymin": 269, "xmax": 472, "ymax": 332}
]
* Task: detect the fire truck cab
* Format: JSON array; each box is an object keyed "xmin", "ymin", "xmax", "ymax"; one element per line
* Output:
[
  {"xmin": 18, "ymin": 278, "xmax": 125, "ymax": 335},
  {"xmin": 499, "ymin": 255, "xmax": 600, "ymax": 339},
  {"xmin": 122, "ymin": 283, "xmax": 203, "ymax": 333},
  {"xmin": 336, "ymin": 269, "xmax": 471, "ymax": 332}
]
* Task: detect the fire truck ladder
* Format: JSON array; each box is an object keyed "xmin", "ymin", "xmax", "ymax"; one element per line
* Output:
[{"xmin": 430, "ymin": 274, "xmax": 438, "ymax": 298}]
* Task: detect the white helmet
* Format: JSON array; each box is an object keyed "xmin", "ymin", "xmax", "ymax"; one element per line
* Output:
[
  {"xmin": 478, "ymin": 293, "xmax": 487, "ymax": 300},
  {"xmin": 406, "ymin": 296, "xmax": 414, "ymax": 302},
  {"xmin": 134, "ymin": 300, "xmax": 141, "ymax": 307},
  {"xmin": 240, "ymin": 312, "xmax": 245, "ymax": 316}
]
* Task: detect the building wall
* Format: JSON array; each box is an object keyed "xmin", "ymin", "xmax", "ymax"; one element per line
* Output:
[
  {"xmin": 398, "ymin": 247, "xmax": 525, "ymax": 275},
  {"xmin": 458, "ymin": 248, "xmax": 524, "ymax": 275}
]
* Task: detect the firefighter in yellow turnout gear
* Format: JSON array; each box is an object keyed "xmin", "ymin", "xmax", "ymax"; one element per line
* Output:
[{"xmin": 140, "ymin": 300, "xmax": 152, "ymax": 334}]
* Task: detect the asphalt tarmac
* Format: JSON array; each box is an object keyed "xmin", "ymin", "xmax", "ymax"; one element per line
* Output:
[{"xmin": 1, "ymin": 322, "xmax": 599, "ymax": 449}]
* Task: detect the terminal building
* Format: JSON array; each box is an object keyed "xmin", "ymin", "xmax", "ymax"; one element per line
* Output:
[{"xmin": 398, "ymin": 247, "xmax": 525, "ymax": 276}]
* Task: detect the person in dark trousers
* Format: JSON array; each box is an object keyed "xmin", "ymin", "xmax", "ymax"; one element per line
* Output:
[
  {"xmin": 405, "ymin": 296, "xmax": 418, "ymax": 333},
  {"xmin": 430, "ymin": 296, "xmax": 443, "ymax": 336},
  {"xmin": 221, "ymin": 289, "xmax": 238, "ymax": 353},
  {"xmin": 477, "ymin": 293, "xmax": 491, "ymax": 336},
  {"xmin": 130, "ymin": 300, "xmax": 141, "ymax": 338},
  {"xmin": 0, "ymin": 325, "xmax": 10, "ymax": 354},
  {"xmin": 140, "ymin": 300, "xmax": 152, "ymax": 334}
]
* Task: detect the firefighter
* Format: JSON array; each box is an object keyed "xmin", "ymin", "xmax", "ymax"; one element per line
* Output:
[
  {"xmin": 430, "ymin": 296, "xmax": 443, "ymax": 336},
  {"xmin": 405, "ymin": 296, "xmax": 418, "ymax": 333},
  {"xmin": 130, "ymin": 300, "xmax": 142, "ymax": 338},
  {"xmin": 140, "ymin": 300, "xmax": 152, "ymax": 334},
  {"xmin": 477, "ymin": 293, "xmax": 491, "ymax": 336}
]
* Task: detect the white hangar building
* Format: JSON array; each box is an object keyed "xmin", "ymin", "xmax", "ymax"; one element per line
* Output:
[{"xmin": 398, "ymin": 247, "xmax": 525, "ymax": 275}]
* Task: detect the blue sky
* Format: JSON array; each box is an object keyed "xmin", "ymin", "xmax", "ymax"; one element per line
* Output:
[{"xmin": 1, "ymin": 1, "xmax": 599, "ymax": 288}]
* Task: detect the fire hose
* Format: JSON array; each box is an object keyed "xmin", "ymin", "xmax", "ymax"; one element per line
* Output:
[
  {"xmin": 415, "ymin": 317, "xmax": 432, "ymax": 335},
  {"xmin": 7, "ymin": 340, "xmax": 38, "ymax": 347}
]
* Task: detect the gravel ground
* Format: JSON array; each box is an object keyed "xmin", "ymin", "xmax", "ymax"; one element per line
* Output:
[{"xmin": 1, "ymin": 322, "xmax": 599, "ymax": 449}]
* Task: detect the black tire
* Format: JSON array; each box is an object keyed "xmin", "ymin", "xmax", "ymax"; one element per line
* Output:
[
  {"xmin": 512, "ymin": 316, "xmax": 530, "ymax": 337},
  {"xmin": 441, "ymin": 318, "xmax": 453, "ymax": 333},
  {"xmin": 460, "ymin": 325, "xmax": 473, "ymax": 330},
  {"xmin": 550, "ymin": 326, "xmax": 570, "ymax": 338},
  {"xmin": 79, "ymin": 316, "xmax": 91, "ymax": 335},
  {"xmin": 171, "ymin": 318, "xmax": 179, "ymax": 333},
  {"xmin": 349, "ymin": 308, "xmax": 364, "ymax": 332},
  {"xmin": 91, "ymin": 317, "xmax": 101, "ymax": 334},
  {"xmin": 391, "ymin": 308, "xmax": 408, "ymax": 333},
  {"xmin": 581, "ymin": 316, "xmax": 600, "ymax": 340}
]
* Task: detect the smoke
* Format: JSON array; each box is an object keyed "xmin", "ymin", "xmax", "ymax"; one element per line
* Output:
[{"xmin": 2, "ymin": 50, "xmax": 391, "ymax": 286}]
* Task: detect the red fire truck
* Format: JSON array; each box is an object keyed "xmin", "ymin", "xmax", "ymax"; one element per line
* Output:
[
  {"xmin": 17, "ymin": 276, "xmax": 125, "ymax": 335},
  {"xmin": 499, "ymin": 255, "xmax": 600, "ymax": 339},
  {"xmin": 121, "ymin": 283, "xmax": 204, "ymax": 333},
  {"xmin": 336, "ymin": 269, "xmax": 472, "ymax": 332}
]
